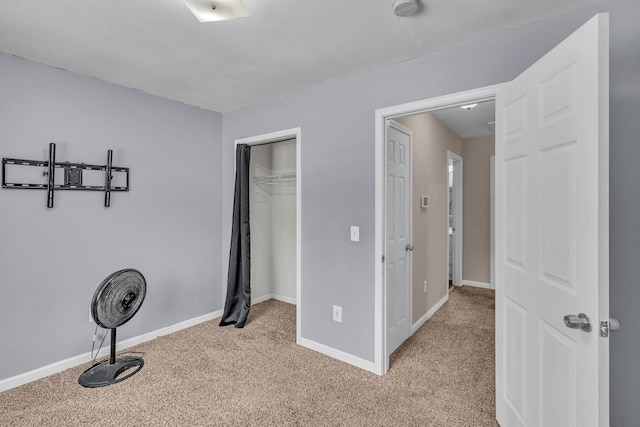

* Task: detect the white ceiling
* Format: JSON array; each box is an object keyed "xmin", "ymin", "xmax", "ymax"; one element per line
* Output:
[
  {"xmin": 0, "ymin": 0, "xmax": 599, "ymax": 113},
  {"xmin": 429, "ymin": 100, "xmax": 496, "ymax": 139}
]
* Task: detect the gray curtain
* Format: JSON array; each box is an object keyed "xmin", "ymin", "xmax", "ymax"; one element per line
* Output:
[{"xmin": 220, "ymin": 144, "xmax": 251, "ymax": 328}]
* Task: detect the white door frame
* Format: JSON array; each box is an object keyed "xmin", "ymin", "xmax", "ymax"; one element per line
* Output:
[
  {"xmin": 374, "ymin": 84, "xmax": 505, "ymax": 375},
  {"xmin": 234, "ymin": 127, "xmax": 302, "ymax": 344},
  {"xmin": 490, "ymin": 155, "xmax": 495, "ymax": 289},
  {"xmin": 447, "ymin": 151, "xmax": 463, "ymax": 288}
]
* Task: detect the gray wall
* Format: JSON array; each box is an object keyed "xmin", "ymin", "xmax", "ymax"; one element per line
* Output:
[
  {"xmin": 0, "ymin": 53, "xmax": 223, "ymax": 380},
  {"xmin": 222, "ymin": 0, "xmax": 640, "ymax": 424},
  {"xmin": 2, "ymin": 0, "xmax": 639, "ymax": 423}
]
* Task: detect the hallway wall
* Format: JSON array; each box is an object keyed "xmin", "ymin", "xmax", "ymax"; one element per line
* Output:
[
  {"xmin": 395, "ymin": 114, "xmax": 462, "ymax": 324},
  {"xmin": 462, "ymin": 135, "xmax": 495, "ymax": 285}
]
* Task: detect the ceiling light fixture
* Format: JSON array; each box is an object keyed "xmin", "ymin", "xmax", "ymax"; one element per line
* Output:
[
  {"xmin": 460, "ymin": 103, "xmax": 478, "ymax": 111},
  {"xmin": 182, "ymin": 0, "xmax": 251, "ymax": 23}
]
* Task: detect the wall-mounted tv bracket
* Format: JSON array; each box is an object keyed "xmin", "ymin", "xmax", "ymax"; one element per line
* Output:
[{"xmin": 2, "ymin": 143, "xmax": 129, "ymax": 208}]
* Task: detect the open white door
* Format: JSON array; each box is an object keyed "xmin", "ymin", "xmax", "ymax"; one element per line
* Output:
[
  {"xmin": 447, "ymin": 151, "xmax": 463, "ymax": 287},
  {"xmin": 495, "ymin": 13, "xmax": 609, "ymax": 427},
  {"xmin": 385, "ymin": 120, "xmax": 412, "ymax": 357}
]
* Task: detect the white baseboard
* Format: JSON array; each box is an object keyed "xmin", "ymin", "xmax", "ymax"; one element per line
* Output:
[
  {"xmin": 252, "ymin": 293, "xmax": 296, "ymax": 305},
  {"xmin": 252, "ymin": 294, "xmax": 272, "ymax": 304},
  {"xmin": 411, "ymin": 293, "xmax": 449, "ymax": 334},
  {"xmin": 298, "ymin": 337, "xmax": 377, "ymax": 374},
  {"xmin": 0, "ymin": 309, "xmax": 222, "ymax": 393},
  {"xmin": 462, "ymin": 280, "xmax": 495, "ymax": 290},
  {"xmin": 271, "ymin": 293, "xmax": 296, "ymax": 305}
]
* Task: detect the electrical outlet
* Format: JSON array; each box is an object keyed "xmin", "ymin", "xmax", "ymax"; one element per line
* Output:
[
  {"xmin": 333, "ymin": 305, "xmax": 342, "ymax": 323},
  {"xmin": 424, "ymin": 280, "xmax": 428, "ymax": 293}
]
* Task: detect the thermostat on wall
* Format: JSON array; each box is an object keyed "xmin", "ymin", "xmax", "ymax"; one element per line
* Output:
[{"xmin": 420, "ymin": 195, "xmax": 429, "ymax": 208}]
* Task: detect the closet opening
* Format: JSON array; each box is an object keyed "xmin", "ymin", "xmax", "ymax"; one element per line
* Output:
[
  {"xmin": 233, "ymin": 127, "xmax": 302, "ymax": 344},
  {"xmin": 250, "ymin": 138, "xmax": 297, "ymax": 306}
]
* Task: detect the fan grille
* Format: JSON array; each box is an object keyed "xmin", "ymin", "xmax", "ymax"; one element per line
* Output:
[{"xmin": 92, "ymin": 269, "xmax": 146, "ymax": 329}]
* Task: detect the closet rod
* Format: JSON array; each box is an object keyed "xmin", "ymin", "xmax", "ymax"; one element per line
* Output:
[
  {"xmin": 255, "ymin": 173, "xmax": 296, "ymax": 180},
  {"xmin": 254, "ymin": 174, "xmax": 296, "ymax": 184}
]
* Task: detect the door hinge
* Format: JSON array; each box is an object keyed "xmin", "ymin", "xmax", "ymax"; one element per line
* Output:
[{"xmin": 382, "ymin": 255, "xmax": 385, "ymax": 263}]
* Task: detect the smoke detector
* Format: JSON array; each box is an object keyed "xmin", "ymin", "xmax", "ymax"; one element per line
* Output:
[{"xmin": 393, "ymin": 0, "xmax": 418, "ymax": 17}]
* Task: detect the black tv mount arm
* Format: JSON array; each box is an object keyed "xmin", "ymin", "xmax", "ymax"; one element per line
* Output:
[{"xmin": 2, "ymin": 143, "xmax": 129, "ymax": 208}]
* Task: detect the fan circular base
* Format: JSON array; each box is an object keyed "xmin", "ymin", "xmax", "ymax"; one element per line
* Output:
[{"xmin": 78, "ymin": 356, "xmax": 144, "ymax": 388}]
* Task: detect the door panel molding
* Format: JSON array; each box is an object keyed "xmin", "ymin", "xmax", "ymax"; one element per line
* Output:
[{"xmin": 495, "ymin": 14, "xmax": 609, "ymax": 426}]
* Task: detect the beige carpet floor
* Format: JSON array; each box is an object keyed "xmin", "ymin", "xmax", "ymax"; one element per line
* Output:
[{"xmin": 0, "ymin": 286, "xmax": 498, "ymax": 426}]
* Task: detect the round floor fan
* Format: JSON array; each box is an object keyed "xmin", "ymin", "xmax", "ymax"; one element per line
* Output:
[{"xmin": 79, "ymin": 268, "xmax": 146, "ymax": 388}]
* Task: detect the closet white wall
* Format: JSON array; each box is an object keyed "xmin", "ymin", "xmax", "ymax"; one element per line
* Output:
[{"xmin": 250, "ymin": 139, "xmax": 297, "ymax": 303}]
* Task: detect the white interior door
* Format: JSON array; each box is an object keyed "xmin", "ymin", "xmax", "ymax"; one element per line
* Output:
[
  {"xmin": 495, "ymin": 13, "xmax": 609, "ymax": 427},
  {"xmin": 386, "ymin": 120, "xmax": 412, "ymax": 357},
  {"xmin": 448, "ymin": 151, "xmax": 463, "ymax": 287}
]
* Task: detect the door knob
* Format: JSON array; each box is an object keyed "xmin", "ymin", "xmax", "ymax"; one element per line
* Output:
[
  {"xmin": 405, "ymin": 244, "xmax": 414, "ymax": 251},
  {"xmin": 563, "ymin": 313, "xmax": 592, "ymax": 332},
  {"xmin": 609, "ymin": 318, "xmax": 620, "ymax": 331}
]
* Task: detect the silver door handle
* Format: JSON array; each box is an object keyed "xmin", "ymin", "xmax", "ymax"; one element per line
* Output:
[
  {"xmin": 405, "ymin": 244, "xmax": 414, "ymax": 251},
  {"xmin": 564, "ymin": 313, "xmax": 592, "ymax": 332}
]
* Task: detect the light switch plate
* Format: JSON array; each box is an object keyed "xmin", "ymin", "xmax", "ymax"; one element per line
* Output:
[
  {"xmin": 350, "ymin": 226, "xmax": 360, "ymax": 242},
  {"xmin": 333, "ymin": 305, "xmax": 342, "ymax": 322}
]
